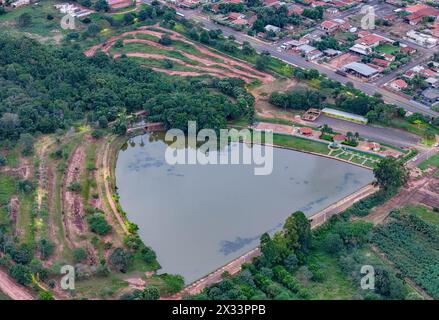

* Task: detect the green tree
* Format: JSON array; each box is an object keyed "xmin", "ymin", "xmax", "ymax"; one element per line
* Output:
[
  {"xmin": 19, "ymin": 133, "xmax": 34, "ymax": 156},
  {"xmin": 142, "ymin": 285, "xmax": 160, "ymax": 300},
  {"xmin": 373, "ymin": 157, "xmax": 408, "ymax": 191},
  {"xmin": 98, "ymin": 115, "xmax": 108, "ymax": 128},
  {"xmin": 159, "ymin": 34, "xmax": 172, "ymax": 45},
  {"xmin": 323, "ymin": 233, "xmax": 344, "ymax": 254},
  {"xmin": 38, "ymin": 239, "xmax": 55, "ymax": 260},
  {"xmin": 94, "ymin": 0, "xmax": 109, "ymax": 12},
  {"xmin": 9, "ymin": 264, "xmax": 32, "ymax": 285},
  {"xmin": 73, "ymin": 247, "xmax": 87, "ymax": 263},
  {"xmin": 87, "ymin": 212, "xmax": 112, "ymax": 235},
  {"xmin": 255, "ymin": 53, "xmax": 269, "ymax": 71},
  {"xmin": 283, "ymin": 211, "xmax": 312, "ymax": 254}
]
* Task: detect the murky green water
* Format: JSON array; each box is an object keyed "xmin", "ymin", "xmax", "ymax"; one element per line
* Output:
[{"xmin": 115, "ymin": 133, "xmax": 374, "ymax": 283}]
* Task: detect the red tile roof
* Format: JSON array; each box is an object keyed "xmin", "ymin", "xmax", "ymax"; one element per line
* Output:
[
  {"xmin": 228, "ymin": 12, "xmax": 243, "ymax": 20},
  {"xmin": 372, "ymin": 58, "xmax": 390, "ymax": 67},
  {"xmin": 355, "ymin": 34, "xmax": 384, "ymax": 46},
  {"xmin": 390, "ymin": 79, "xmax": 408, "ymax": 89},
  {"xmin": 299, "ymin": 127, "xmax": 313, "ymax": 135}
]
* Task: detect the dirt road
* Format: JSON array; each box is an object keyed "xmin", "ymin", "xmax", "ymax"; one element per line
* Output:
[{"xmin": 0, "ymin": 268, "xmax": 34, "ymax": 300}]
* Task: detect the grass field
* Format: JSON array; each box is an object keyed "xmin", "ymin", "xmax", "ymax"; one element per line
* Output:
[
  {"xmin": 0, "ymin": 1, "xmax": 65, "ymax": 39},
  {"xmin": 0, "ymin": 174, "xmax": 17, "ymax": 228},
  {"xmin": 296, "ymin": 250, "xmax": 358, "ymax": 299},
  {"xmin": 375, "ymin": 44, "xmax": 400, "ymax": 55},
  {"xmin": 418, "ymin": 152, "xmax": 439, "ymax": 171},
  {"xmin": 272, "ymin": 133, "xmax": 330, "ymax": 155},
  {"xmin": 401, "ymin": 205, "xmax": 439, "ymax": 226}
]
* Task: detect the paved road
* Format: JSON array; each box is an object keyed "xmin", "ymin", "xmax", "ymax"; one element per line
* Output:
[
  {"xmin": 154, "ymin": 2, "xmax": 438, "ymax": 117},
  {"xmin": 313, "ymin": 115, "xmax": 420, "ymax": 147}
]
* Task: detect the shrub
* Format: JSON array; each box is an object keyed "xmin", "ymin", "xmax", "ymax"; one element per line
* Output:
[
  {"xmin": 109, "ymin": 248, "xmax": 132, "ymax": 273},
  {"xmin": 87, "ymin": 212, "xmax": 112, "ymax": 235},
  {"xmin": 9, "ymin": 264, "xmax": 32, "ymax": 285},
  {"xmin": 73, "ymin": 247, "xmax": 87, "ymax": 263},
  {"xmin": 67, "ymin": 181, "xmax": 81, "ymax": 192}
]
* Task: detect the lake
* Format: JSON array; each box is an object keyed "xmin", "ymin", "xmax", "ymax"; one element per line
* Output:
[{"xmin": 115, "ymin": 133, "xmax": 374, "ymax": 284}]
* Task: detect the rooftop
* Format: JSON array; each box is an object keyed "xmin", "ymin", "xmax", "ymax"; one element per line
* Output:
[{"xmin": 344, "ymin": 62, "xmax": 380, "ymax": 77}]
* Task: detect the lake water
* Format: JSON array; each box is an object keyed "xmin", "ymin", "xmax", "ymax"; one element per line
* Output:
[{"xmin": 115, "ymin": 133, "xmax": 374, "ymax": 284}]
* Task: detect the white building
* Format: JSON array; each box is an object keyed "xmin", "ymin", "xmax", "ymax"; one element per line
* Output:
[
  {"xmin": 11, "ymin": 0, "xmax": 30, "ymax": 8},
  {"xmin": 264, "ymin": 24, "xmax": 281, "ymax": 33},
  {"xmin": 405, "ymin": 30, "xmax": 438, "ymax": 48}
]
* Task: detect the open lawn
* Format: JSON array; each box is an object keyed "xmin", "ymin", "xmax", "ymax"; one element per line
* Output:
[
  {"xmin": 375, "ymin": 44, "xmax": 400, "ymax": 55},
  {"xmin": 272, "ymin": 133, "xmax": 330, "ymax": 155},
  {"xmin": 0, "ymin": 1, "xmax": 65, "ymax": 39},
  {"xmin": 402, "ymin": 205, "xmax": 439, "ymax": 226}
]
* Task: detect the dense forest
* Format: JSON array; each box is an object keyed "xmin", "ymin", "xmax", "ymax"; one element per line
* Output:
[{"xmin": 0, "ymin": 35, "xmax": 253, "ymax": 143}]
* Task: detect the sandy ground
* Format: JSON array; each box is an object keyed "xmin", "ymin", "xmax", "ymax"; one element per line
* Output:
[
  {"xmin": 84, "ymin": 25, "xmax": 274, "ymax": 84},
  {"xmin": 62, "ymin": 145, "xmax": 86, "ymax": 245},
  {"xmin": 356, "ymin": 167, "xmax": 439, "ymax": 225},
  {"xmin": 0, "ymin": 268, "xmax": 34, "ymax": 300}
]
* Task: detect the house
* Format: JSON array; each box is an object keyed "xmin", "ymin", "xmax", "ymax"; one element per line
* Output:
[
  {"xmin": 107, "ymin": 0, "xmax": 132, "ymax": 9},
  {"xmin": 288, "ymin": 5, "xmax": 304, "ymax": 16},
  {"xmin": 366, "ymin": 142, "xmax": 381, "ymax": 152},
  {"xmin": 310, "ymin": 0, "xmax": 326, "ymax": 7},
  {"xmin": 420, "ymin": 69, "xmax": 438, "ymax": 78},
  {"xmin": 403, "ymin": 4, "xmax": 439, "ymax": 25},
  {"xmin": 333, "ymin": 134, "xmax": 346, "ymax": 144},
  {"xmin": 403, "ymin": 70, "xmax": 416, "ymax": 80},
  {"xmin": 11, "ymin": 0, "xmax": 30, "ymax": 8},
  {"xmin": 343, "ymin": 62, "xmax": 380, "ymax": 79},
  {"xmin": 263, "ymin": 0, "xmax": 279, "ymax": 6},
  {"xmin": 405, "ymin": 30, "xmax": 438, "ymax": 48},
  {"xmin": 372, "ymin": 58, "xmax": 391, "ymax": 68},
  {"xmin": 400, "ymin": 46, "xmax": 417, "ymax": 55},
  {"xmin": 299, "ymin": 127, "xmax": 313, "ymax": 136},
  {"xmin": 320, "ymin": 19, "xmax": 350, "ymax": 33},
  {"xmin": 355, "ymin": 33, "xmax": 385, "ymax": 48},
  {"xmin": 326, "ymin": 7, "xmax": 339, "ymax": 15},
  {"xmin": 381, "ymin": 54, "xmax": 395, "ymax": 62},
  {"xmin": 426, "ymin": 77, "xmax": 439, "ymax": 88},
  {"xmin": 320, "ymin": 20, "xmax": 340, "ymax": 33},
  {"xmin": 264, "ymin": 24, "xmax": 281, "ymax": 33},
  {"xmin": 389, "ymin": 79, "xmax": 408, "ymax": 91},
  {"xmin": 228, "ymin": 12, "xmax": 245, "ymax": 20},
  {"xmin": 324, "ymin": 49, "xmax": 342, "ymax": 57},
  {"xmin": 231, "ymin": 18, "xmax": 249, "ymax": 26},
  {"xmin": 349, "ymin": 44, "xmax": 373, "ymax": 56},
  {"xmin": 297, "ymin": 44, "xmax": 323, "ymax": 60},
  {"xmin": 421, "ymin": 88, "xmax": 439, "ymax": 106},
  {"xmin": 282, "ymin": 39, "xmax": 306, "ymax": 50}
]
